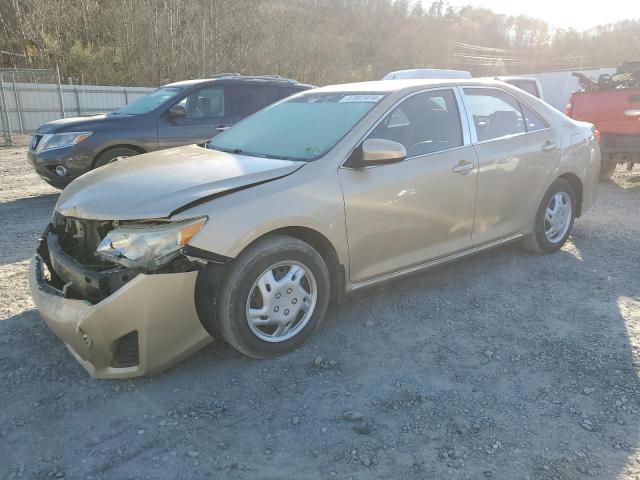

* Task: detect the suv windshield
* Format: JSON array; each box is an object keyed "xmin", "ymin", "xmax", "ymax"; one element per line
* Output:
[
  {"xmin": 208, "ymin": 92, "xmax": 385, "ymax": 161},
  {"xmin": 114, "ymin": 87, "xmax": 182, "ymax": 115}
]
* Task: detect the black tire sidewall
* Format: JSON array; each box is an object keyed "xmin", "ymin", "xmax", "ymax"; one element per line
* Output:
[
  {"xmin": 532, "ymin": 179, "xmax": 576, "ymax": 254},
  {"xmin": 217, "ymin": 238, "xmax": 330, "ymax": 357},
  {"xmin": 598, "ymin": 160, "xmax": 617, "ymax": 181},
  {"xmin": 93, "ymin": 147, "xmax": 139, "ymax": 169}
]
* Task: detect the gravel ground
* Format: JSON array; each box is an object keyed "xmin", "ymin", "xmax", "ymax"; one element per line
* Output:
[{"xmin": 1, "ymin": 140, "xmax": 639, "ymax": 480}]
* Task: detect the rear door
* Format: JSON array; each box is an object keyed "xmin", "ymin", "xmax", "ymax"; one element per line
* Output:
[
  {"xmin": 461, "ymin": 87, "xmax": 561, "ymax": 244},
  {"xmin": 339, "ymin": 88, "xmax": 478, "ymax": 283},
  {"xmin": 157, "ymin": 85, "xmax": 233, "ymax": 149}
]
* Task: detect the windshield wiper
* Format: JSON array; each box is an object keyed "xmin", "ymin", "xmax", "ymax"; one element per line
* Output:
[
  {"xmin": 208, "ymin": 146, "xmax": 244, "ymax": 154},
  {"xmin": 207, "ymin": 146, "xmax": 296, "ymax": 161}
]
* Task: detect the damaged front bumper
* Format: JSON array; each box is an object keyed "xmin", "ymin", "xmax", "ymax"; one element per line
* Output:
[{"xmin": 29, "ymin": 230, "xmax": 214, "ymax": 379}]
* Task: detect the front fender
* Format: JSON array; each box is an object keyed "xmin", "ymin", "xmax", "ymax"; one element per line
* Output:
[{"xmin": 172, "ymin": 161, "xmax": 349, "ymax": 268}]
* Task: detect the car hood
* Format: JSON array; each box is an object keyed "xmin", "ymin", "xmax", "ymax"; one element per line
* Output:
[
  {"xmin": 55, "ymin": 145, "xmax": 305, "ymax": 220},
  {"xmin": 37, "ymin": 114, "xmax": 114, "ymax": 133}
]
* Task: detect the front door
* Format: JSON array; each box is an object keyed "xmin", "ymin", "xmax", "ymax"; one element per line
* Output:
[
  {"xmin": 157, "ymin": 86, "xmax": 233, "ymax": 149},
  {"xmin": 339, "ymin": 88, "xmax": 478, "ymax": 284}
]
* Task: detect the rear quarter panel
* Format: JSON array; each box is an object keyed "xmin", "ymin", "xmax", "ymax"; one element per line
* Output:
[{"xmin": 554, "ymin": 120, "xmax": 600, "ymax": 215}]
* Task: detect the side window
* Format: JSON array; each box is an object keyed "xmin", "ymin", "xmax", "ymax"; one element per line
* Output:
[
  {"xmin": 177, "ymin": 86, "xmax": 226, "ymax": 118},
  {"xmin": 367, "ymin": 89, "xmax": 463, "ymax": 157},
  {"xmin": 521, "ymin": 104, "xmax": 547, "ymax": 132},
  {"xmin": 273, "ymin": 85, "xmax": 304, "ymax": 101},
  {"xmin": 463, "ymin": 88, "xmax": 525, "ymax": 142},
  {"xmin": 231, "ymin": 85, "xmax": 278, "ymax": 117}
]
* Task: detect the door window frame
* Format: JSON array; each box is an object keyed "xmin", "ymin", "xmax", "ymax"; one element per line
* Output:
[
  {"xmin": 457, "ymin": 86, "xmax": 551, "ymax": 145},
  {"xmin": 340, "ymin": 87, "xmax": 473, "ymax": 169}
]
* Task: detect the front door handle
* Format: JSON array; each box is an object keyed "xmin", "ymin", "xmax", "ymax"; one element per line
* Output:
[
  {"xmin": 215, "ymin": 126, "xmax": 230, "ymax": 132},
  {"xmin": 453, "ymin": 160, "xmax": 474, "ymax": 174},
  {"xmin": 624, "ymin": 109, "xmax": 640, "ymax": 117},
  {"xmin": 541, "ymin": 141, "xmax": 557, "ymax": 152}
]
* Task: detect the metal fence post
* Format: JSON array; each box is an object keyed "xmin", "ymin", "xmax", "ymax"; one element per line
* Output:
[
  {"xmin": 55, "ymin": 63, "xmax": 65, "ymax": 118},
  {"xmin": 74, "ymin": 87, "xmax": 81, "ymax": 116},
  {"xmin": 12, "ymin": 73, "xmax": 24, "ymax": 134},
  {"xmin": 123, "ymin": 87, "xmax": 129, "ymax": 105},
  {"xmin": 0, "ymin": 71, "xmax": 12, "ymax": 146}
]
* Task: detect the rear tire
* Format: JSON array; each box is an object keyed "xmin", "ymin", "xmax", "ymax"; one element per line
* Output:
[
  {"xmin": 212, "ymin": 235, "xmax": 330, "ymax": 358},
  {"xmin": 521, "ymin": 178, "xmax": 576, "ymax": 255},
  {"xmin": 93, "ymin": 147, "xmax": 140, "ymax": 169},
  {"xmin": 598, "ymin": 160, "xmax": 617, "ymax": 181}
]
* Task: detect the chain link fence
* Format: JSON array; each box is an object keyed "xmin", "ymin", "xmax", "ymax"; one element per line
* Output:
[{"xmin": 0, "ymin": 67, "xmax": 153, "ymax": 146}]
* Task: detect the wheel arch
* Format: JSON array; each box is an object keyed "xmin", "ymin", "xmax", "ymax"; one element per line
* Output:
[
  {"xmin": 558, "ymin": 172, "xmax": 583, "ymax": 217},
  {"xmin": 258, "ymin": 226, "xmax": 346, "ymax": 303},
  {"xmin": 92, "ymin": 144, "xmax": 147, "ymax": 168},
  {"xmin": 194, "ymin": 225, "xmax": 347, "ymax": 337}
]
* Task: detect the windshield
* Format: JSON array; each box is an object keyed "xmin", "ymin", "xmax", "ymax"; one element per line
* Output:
[
  {"xmin": 208, "ymin": 92, "xmax": 385, "ymax": 161},
  {"xmin": 114, "ymin": 87, "xmax": 183, "ymax": 115}
]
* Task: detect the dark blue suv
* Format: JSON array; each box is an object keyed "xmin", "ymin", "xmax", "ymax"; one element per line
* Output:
[{"xmin": 27, "ymin": 74, "xmax": 313, "ymax": 188}]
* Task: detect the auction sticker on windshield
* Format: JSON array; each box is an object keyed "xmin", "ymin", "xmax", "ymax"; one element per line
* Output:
[{"xmin": 338, "ymin": 94, "xmax": 385, "ymax": 103}]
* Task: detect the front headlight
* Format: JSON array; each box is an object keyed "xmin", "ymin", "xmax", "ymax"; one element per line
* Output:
[
  {"xmin": 96, "ymin": 218, "xmax": 206, "ymax": 269},
  {"xmin": 36, "ymin": 131, "xmax": 92, "ymax": 153}
]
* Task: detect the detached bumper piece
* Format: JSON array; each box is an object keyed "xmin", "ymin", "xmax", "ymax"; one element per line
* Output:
[{"xmin": 30, "ymin": 228, "xmax": 213, "ymax": 379}]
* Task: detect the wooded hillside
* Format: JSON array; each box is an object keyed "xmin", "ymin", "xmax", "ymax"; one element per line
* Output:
[{"xmin": 1, "ymin": 0, "xmax": 638, "ymax": 86}]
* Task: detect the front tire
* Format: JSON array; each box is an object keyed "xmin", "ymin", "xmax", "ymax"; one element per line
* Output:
[
  {"xmin": 93, "ymin": 147, "xmax": 140, "ymax": 169},
  {"xmin": 212, "ymin": 235, "xmax": 330, "ymax": 358},
  {"xmin": 521, "ymin": 178, "xmax": 576, "ymax": 254}
]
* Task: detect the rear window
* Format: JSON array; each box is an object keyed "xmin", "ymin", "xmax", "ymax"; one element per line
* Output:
[{"xmin": 229, "ymin": 84, "xmax": 279, "ymax": 117}]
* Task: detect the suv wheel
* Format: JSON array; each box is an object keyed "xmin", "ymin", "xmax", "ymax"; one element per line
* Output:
[
  {"xmin": 522, "ymin": 178, "xmax": 576, "ymax": 254},
  {"xmin": 93, "ymin": 147, "xmax": 140, "ymax": 169},
  {"xmin": 211, "ymin": 235, "xmax": 330, "ymax": 358}
]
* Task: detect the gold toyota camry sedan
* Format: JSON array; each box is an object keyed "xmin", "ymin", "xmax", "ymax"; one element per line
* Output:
[{"xmin": 30, "ymin": 79, "xmax": 600, "ymax": 378}]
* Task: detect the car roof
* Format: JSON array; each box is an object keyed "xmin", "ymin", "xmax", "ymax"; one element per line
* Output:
[
  {"xmin": 493, "ymin": 76, "xmax": 538, "ymax": 83},
  {"xmin": 163, "ymin": 74, "xmax": 313, "ymax": 89},
  {"xmin": 311, "ymin": 78, "xmax": 513, "ymax": 94},
  {"xmin": 383, "ymin": 69, "xmax": 472, "ymax": 80}
]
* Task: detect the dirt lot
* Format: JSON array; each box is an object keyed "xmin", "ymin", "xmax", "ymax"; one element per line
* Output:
[{"xmin": 1, "ymin": 140, "xmax": 639, "ymax": 480}]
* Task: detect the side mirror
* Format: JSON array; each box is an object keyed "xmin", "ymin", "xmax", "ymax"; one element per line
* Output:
[
  {"xmin": 166, "ymin": 104, "xmax": 186, "ymax": 120},
  {"xmin": 360, "ymin": 138, "xmax": 406, "ymax": 165}
]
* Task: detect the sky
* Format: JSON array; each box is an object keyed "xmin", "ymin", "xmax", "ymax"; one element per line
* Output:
[{"xmin": 444, "ymin": 0, "xmax": 640, "ymax": 31}]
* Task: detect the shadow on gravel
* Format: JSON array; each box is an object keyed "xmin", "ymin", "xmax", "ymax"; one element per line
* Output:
[
  {"xmin": 0, "ymin": 193, "xmax": 57, "ymax": 266},
  {"xmin": 1, "ymin": 240, "xmax": 639, "ymax": 478}
]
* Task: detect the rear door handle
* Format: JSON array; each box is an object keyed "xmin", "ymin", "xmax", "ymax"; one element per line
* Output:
[
  {"xmin": 624, "ymin": 109, "xmax": 640, "ymax": 117},
  {"xmin": 453, "ymin": 160, "xmax": 474, "ymax": 174},
  {"xmin": 215, "ymin": 126, "xmax": 230, "ymax": 132},
  {"xmin": 541, "ymin": 141, "xmax": 557, "ymax": 152}
]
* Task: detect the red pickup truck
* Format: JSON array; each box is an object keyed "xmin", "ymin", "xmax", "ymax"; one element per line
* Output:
[{"xmin": 566, "ymin": 61, "xmax": 640, "ymax": 180}]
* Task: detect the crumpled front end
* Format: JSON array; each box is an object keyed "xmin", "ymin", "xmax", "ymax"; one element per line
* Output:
[{"xmin": 29, "ymin": 216, "xmax": 214, "ymax": 379}]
